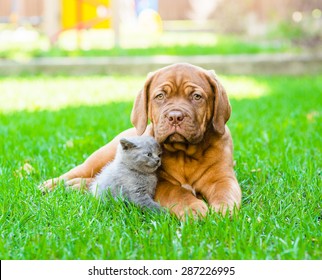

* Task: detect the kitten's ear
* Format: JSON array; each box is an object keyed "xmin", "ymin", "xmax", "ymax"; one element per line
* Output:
[{"xmin": 120, "ymin": 138, "xmax": 137, "ymax": 150}]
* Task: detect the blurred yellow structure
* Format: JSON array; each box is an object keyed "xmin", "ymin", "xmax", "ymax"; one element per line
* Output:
[
  {"xmin": 61, "ymin": 0, "xmax": 111, "ymax": 29},
  {"xmin": 138, "ymin": 9, "xmax": 163, "ymax": 33}
]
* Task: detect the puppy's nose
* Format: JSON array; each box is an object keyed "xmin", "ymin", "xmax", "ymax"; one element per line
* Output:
[{"xmin": 166, "ymin": 111, "xmax": 184, "ymax": 125}]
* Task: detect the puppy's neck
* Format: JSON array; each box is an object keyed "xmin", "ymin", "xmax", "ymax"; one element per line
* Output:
[
  {"xmin": 162, "ymin": 142, "xmax": 198, "ymax": 156},
  {"xmin": 162, "ymin": 127, "xmax": 220, "ymax": 157}
]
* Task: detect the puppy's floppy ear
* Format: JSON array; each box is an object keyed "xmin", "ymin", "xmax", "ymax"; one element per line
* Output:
[
  {"xmin": 131, "ymin": 72, "xmax": 155, "ymax": 135},
  {"xmin": 206, "ymin": 70, "xmax": 231, "ymax": 135}
]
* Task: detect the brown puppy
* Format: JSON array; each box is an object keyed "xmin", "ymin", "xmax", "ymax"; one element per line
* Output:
[{"xmin": 40, "ymin": 63, "xmax": 242, "ymax": 218}]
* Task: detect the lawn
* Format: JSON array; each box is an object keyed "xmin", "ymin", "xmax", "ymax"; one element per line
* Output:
[
  {"xmin": 0, "ymin": 29, "xmax": 292, "ymax": 60},
  {"xmin": 0, "ymin": 74, "xmax": 321, "ymax": 259}
]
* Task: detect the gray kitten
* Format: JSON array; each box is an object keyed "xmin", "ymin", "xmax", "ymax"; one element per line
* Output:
[{"xmin": 89, "ymin": 136, "xmax": 163, "ymax": 211}]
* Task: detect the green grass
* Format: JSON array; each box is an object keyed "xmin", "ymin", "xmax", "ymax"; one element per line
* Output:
[
  {"xmin": 30, "ymin": 36, "xmax": 289, "ymax": 58},
  {"xmin": 0, "ymin": 74, "xmax": 321, "ymax": 259},
  {"xmin": 0, "ymin": 30, "xmax": 291, "ymax": 60}
]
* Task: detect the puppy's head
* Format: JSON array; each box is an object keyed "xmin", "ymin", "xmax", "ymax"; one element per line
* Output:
[{"xmin": 131, "ymin": 63, "xmax": 231, "ymax": 144}]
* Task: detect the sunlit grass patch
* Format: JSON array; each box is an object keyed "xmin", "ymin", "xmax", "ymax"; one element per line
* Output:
[
  {"xmin": 0, "ymin": 75, "xmax": 143, "ymax": 113},
  {"xmin": 0, "ymin": 75, "xmax": 287, "ymax": 113},
  {"xmin": 222, "ymin": 76, "xmax": 270, "ymax": 99}
]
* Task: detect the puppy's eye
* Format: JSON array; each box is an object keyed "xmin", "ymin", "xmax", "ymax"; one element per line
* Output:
[
  {"xmin": 147, "ymin": 152, "xmax": 152, "ymax": 157},
  {"xmin": 192, "ymin": 93, "xmax": 202, "ymax": 101},
  {"xmin": 155, "ymin": 93, "xmax": 165, "ymax": 100}
]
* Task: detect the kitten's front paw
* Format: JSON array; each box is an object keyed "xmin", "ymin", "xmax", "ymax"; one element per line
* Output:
[{"xmin": 150, "ymin": 203, "xmax": 167, "ymax": 214}]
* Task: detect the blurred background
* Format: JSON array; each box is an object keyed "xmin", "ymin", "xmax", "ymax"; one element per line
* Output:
[{"xmin": 0, "ymin": 0, "xmax": 321, "ymax": 61}]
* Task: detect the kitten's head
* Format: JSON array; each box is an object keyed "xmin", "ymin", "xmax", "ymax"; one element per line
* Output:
[{"xmin": 118, "ymin": 136, "xmax": 162, "ymax": 173}]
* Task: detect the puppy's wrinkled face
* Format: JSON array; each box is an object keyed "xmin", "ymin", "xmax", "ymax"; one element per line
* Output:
[{"xmin": 148, "ymin": 65, "xmax": 214, "ymax": 145}]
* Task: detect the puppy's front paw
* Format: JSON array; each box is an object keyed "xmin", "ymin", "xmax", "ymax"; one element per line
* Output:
[
  {"xmin": 173, "ymin": 199, "xmax": 208, "ymax": 220},
  {"xmin": 65, "ymin": 178, "xmax": 93, "ymax": 191},
  {"xmin": 38, "ymin": 177, "xmax": 65, "ymax": 193},
  {"xmin": 210, "ymin": 200, "xmax": 239, "ymax": 217}
]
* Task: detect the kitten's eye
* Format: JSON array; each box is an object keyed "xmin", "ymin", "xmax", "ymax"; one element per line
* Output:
[{"xmin": 147, "ymin": 152, "xmax": 152, "ymax": 157}]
